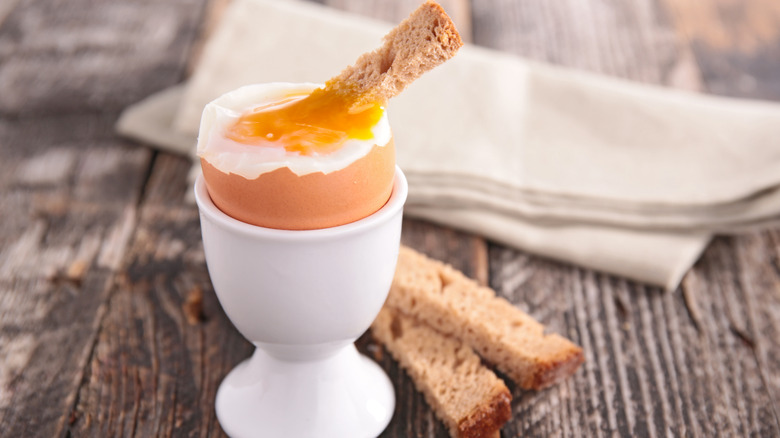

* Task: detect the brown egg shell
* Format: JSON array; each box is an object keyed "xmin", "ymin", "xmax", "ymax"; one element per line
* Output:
[{"xmin": 201, "ymin": 139, "xmax": 396, "ymax": 230}]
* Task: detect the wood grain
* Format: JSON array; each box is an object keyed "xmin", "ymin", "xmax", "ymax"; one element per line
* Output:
[
  {"xmin": 472, "ymin": 0, "xmax": 702, "ymax": 87},
  {"xmin": 1, "ymin": 0, "xmax": 779, "ymax": 437},
  {"xmin": 0, "ymin": 115, "xmax": 152, "ymax": 436},
  {"xmin": 661, "ymin": 0, "xmax": 780, "ymax": 99},
  {"xmin": 0, "ymin": 0, "xmax": 206, "ymax": 117},
  {"xmin": 0, "ymin": 0, "xmax": 206, "ymax": 435},
  {"xmin": 472, "ymin": 0, "xmax": 780, "ymax": 436},
  {"xmin": 0, "ymin": 0, "xmax": 20, "ymax": 29},
  {"xmin": 68, "ymin": 154, "xmax": 253, "ymax": 437}
]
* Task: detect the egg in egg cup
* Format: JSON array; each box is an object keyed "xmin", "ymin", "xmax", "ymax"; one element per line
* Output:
[{"xmin": 194, "ymin": 165, "xmax": 406, "ymax": 438}]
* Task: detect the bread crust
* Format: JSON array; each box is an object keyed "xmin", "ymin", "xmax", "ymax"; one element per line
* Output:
[
  {"xmin": 324, "ymin": 0, "xmax": 463, "ymax": 111},
  {"xmin": 388, "ymin": 246, "xmax": 585, "ymax": 390},
  {"xmin": 372, "ymin": 308, "xmax": 512, "ymax": 438},
  {"xmin": 456, "ymin": 389, "xmax": 513, "ymax": 438}
]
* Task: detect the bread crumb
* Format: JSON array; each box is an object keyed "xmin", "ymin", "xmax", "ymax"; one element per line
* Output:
[
  {"xmin": 65, "ymin": 260, "xmax": 88, "ymax": 285},
  {"xmin": 183, "ymin": 286, "xmax": 205, "ymax": 325}
]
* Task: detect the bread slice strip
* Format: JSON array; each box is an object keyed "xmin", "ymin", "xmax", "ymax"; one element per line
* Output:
[
  {"xmin": 324, "ymin": 0, "xmax": 463, "ymax": 112},
  {"xmin": 372, "ymin": 307, "xmax": 512, "ymax": 438},
  {"xmin": 387, "ymin": 246, "xmax": 585, "ymax": 390}
]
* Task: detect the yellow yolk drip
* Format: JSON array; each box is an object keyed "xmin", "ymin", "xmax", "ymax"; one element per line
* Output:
[{"xmin": 225, "ymin": 88, "xmax": 384, "ymax": 155}]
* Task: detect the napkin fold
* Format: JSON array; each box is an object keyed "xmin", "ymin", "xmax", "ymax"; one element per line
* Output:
[{"xmin": 118, "ymin": 0, "xmax": 780, "ymax": 290}]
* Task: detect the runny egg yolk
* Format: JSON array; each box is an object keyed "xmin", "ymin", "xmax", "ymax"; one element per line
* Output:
[
  {"xmin": 225, "ymin": 88, "xmax": 385, "ymax": 155},
  {"xmin": 201, "ymin": 83, "xmax": 395, "ymax": 230}
]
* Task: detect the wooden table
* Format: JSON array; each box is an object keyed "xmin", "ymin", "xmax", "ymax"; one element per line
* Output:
[{"xmin": 1, "ymin": 0, "xmax": 779, "ymax": 436}]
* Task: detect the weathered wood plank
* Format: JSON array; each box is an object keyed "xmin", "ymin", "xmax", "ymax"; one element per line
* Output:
[
  {"xmin": 186, "ymin": 0, "xmax": 233, "ymax": 75},
  {"xmin": 675, "ymin": 236, "xmax": 780, "ymax": 435},
  {"xmin": 660, "ymin": 0, "xmax": 780, "ymax": 100},
  {"xmin": 0, "ymin": 0, "xmax": 208, "ymax": 435},
  {"xmin": 658, "ymin": 7, "xmax": 780, "ymax": 429},
  {"xmin": 473, "ymin": 0, "xmax": 780, "ymax": 436},
  {"xmin": 0, "ymin": 0, "xmax": 206, "ymax": 117},
  {"xmin": 0, "ymin": 0, "xmax": 21, "ymax": 29},
  {"xmin": 487, "ymin": 244, "xmax": 780, "ymax": 437},
  {"xmin": 732, "ymin": 231, "xmax": 780, "ymax": 433},
  {"xmin": 3, "ymin": 0, "xmax": 778, "ymax": 437},
  {"xmin": 68, "ymin": 154, "xmax": 252, "ymax": 437},
  {"xmin": 0, "ymin": 114, "xmax": 151, "ymax": 437},
  {"xmin": 472, "ymin": 0, "xmax": 702, "ymax": 87}
]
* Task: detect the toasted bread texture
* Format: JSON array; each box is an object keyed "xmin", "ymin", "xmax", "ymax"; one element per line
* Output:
[
  {"xmin": 387, "ymin": 246, "xmax": 585, "ymax": 390},
  {"xmin": 372, "ymin": 307, "xmax": 512, "ymax": 438},
  {"xmin": 325, "ymin": 0, "xmax": 463, "ymax": 111}
]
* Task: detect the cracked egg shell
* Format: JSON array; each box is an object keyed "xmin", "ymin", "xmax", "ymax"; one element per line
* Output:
[{"xmin": 197, "ymin": 83, "xmax": 396, "ymax": 230}]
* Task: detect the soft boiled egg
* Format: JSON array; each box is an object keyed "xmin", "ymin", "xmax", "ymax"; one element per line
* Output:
[{"xmin": 197, "ymin": 83, "xmax": 396, "ymax": 230}]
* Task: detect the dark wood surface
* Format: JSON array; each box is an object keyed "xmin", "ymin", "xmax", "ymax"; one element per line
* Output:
[{"xmin": 1, "ymin": 0, "xmax": 779, "ymax": 436}]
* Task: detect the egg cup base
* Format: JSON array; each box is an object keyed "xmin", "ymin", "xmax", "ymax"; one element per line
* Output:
[{"xmin": 214, "ymin": 343, "xmax": 394, "ymax": 438}]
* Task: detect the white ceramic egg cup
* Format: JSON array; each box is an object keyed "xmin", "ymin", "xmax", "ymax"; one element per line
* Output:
[{"xmin": 194, "ymin": 167, "xmax": 407, "ymax": 438}]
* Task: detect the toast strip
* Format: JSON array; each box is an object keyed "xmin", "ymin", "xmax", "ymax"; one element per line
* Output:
[
  {"xmin": 324, "ymin": 0, "xmax": 463, "ymax": 112},
  {"xmin": 387, "ymin": 246, "xmax": 585, "ymax": 390},
  {"xmin": 372, "ymin": 307, "xmax": 512, "ymax": 438}
]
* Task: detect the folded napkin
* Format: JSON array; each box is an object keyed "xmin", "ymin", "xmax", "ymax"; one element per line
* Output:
[{"xmin": 118, "ymin": 0, "xmax": 780, "ymax": 290}]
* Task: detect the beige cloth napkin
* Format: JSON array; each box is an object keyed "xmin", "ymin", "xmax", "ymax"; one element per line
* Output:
[{"xmin": 118, "ymin": 0, "xmax": 780, "ymax": 290}]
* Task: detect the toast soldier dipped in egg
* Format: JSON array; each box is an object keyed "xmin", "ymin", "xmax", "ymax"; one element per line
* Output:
[{"xmin": 197, "ymin": 0, "xmax": 462, "ymax": 230}]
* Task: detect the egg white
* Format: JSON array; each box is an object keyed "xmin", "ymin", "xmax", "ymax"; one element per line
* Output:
[{"xmin": 196, "ymin": 82, "xmax": 392, "ymax": 180}]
